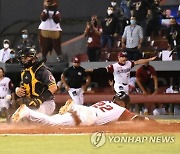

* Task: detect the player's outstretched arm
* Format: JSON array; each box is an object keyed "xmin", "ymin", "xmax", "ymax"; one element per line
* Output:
[{"xmin": 134, "ymin": 56, "xmax": 157, "ymax": 65}]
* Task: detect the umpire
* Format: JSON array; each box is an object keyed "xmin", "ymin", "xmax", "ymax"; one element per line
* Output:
[{"xmin": 61, "ymin": 57, "xmax": 91, "ymax": 105}]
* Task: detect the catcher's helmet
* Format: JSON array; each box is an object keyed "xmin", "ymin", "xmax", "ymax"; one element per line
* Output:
[
  {"xmin": 20, "ymin": 47, "xmax": 36, "ymax": 57},
  {"xmin": 113, "ymin": 91, "xmax": 130, "ymax": 105},
  {"xmin": 18, "ymin": 47, "xmax": 37, "ymax": 68}
]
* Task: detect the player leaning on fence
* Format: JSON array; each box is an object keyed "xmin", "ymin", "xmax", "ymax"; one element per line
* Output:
[{"xmin": 87, "ymin": 52, "xmax": 156, "ymax": 94}]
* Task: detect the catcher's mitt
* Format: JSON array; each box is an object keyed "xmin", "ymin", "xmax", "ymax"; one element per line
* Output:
[{"xmin": 16, "ymin": 97, "xmax": 41, "ymax": 109}]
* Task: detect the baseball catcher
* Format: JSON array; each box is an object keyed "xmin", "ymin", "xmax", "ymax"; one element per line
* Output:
[{"xmin": 15, "ymin": 47, "xmax": 57, "ymax": 115}]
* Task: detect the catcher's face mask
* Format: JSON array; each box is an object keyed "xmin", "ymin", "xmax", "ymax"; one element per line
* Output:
[{"xmin": 20, "ymin": 48, "xmax": 37, "ymax": 68}]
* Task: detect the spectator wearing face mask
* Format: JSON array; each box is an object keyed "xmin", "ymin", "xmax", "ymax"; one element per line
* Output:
[
  {"xmin": 120, "ymin": 0, "xmax": 132, "ymax": 35},
  {"xmin": 146, "ymin": 0, "xmax": 163, "ymax": 39},
  {"xmin": 16, "ymin": 29, "xmax": 35, "ymax": 50},
  {"xmin": 5, "ymin": 49, "xmax": 19, "ymax": 63},
  {"xmin": 84, "ymin": 15, "xmax": 101, "ymax": 62},
  {"xmin": 120, "ymin": 0, "xmax": 131, "ymax": 20},
  {"xmin": 110, "ymin": 0, "xmax": 124, "ymax": 35},
  {"xmin": 0, "ymin": 39, "xmax": 11, "ymax": 63},
  {"xmin": 122, "ymin": 16, "xmax": 143, "ymax": 60},
  {"xmin": 110, "ymin": 0, "xmax": 122, "ymax": 17},
  {"xmin": 100, "ymin": 6, "xmax": 119, "ymax": 49},
  {"xmin": 130, "ymin": 0, "xmax": 151, "ymax": 40}
]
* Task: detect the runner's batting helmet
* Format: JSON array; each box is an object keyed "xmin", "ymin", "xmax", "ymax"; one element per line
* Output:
[{"xmin": 113, "ymin": 91, "xmax": 130, "ymax": 105}]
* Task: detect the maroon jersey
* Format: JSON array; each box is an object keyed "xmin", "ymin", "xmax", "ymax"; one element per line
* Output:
[{"xmin": 136, "ymin": 65, "xmax": 156, "ymax": 82}]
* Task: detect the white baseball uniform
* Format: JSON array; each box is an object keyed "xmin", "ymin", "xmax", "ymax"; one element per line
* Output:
[
  {"xmin": 90, "ymin": 101, "xmax": 126, "ymax": 125},
  {"xmin": 18, "ymin": 100, "xmax": 127, "ymax": 126},
  {"xmin": 106, "ymin": 61, "xmax": 134, "ymax": 93},
  {"xmin": 0, "ymin": 48, "xmax": 11, "ymax": 63},
  {"xmin": 0, "ymin": 77, "xmax": 13, "ymax": 111},
  {"xmin": 68, "ymin": 88, "xmax": 84, "ymax": 105},
  {"xmin": 36, "ymin": 100, "xmax": 56, "ymax": 116}
]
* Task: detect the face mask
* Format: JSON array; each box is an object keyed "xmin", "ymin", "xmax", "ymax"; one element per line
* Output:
[
  {"xmin": 111, "ymin": 2, "xmax": 116, "ymax": 7},
  {"xmin": 22, "ymin": 34, "xmax": 28, "ymax": 39},
  {"xmin": 107, "ymin": 10, "xmax": 113, "ymax": 15},
  {"xmin": 3, "ymin": 43, "xmax": 9, "ymax": 49},
  {"xmin": 130, "ymin": 20, "xmax": 136, "ymax": 25},
  {"xmin": 10, "ymin": 54, "xmax": 15, "ymax": 59},
  {"xmin": 22, "ymin": 58, "xmax": 34, "ymax": 68}
]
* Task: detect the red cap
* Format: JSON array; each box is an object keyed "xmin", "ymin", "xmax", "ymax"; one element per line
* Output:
[
  {"xmin": 118, "ymin": 52, "xmax": 127, "ymax": 57},
  {"xmin": 72, "ymin": 57, "xmax": 80, "ymax": 63}
]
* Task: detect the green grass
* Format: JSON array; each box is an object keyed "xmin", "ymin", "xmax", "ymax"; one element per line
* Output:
[{"xmin": 0, "ymin": 134, "xmax": 180, "ymax": 154}]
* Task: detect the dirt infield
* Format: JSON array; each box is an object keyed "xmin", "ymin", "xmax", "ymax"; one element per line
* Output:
[{"xmin": 0, "ymin": 121, "xmax": 179, "ymax": 134}]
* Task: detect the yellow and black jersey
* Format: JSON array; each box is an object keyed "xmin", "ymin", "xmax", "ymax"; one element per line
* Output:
[{"xmin": 20, "ymin": 61, "xmax": 56, "ymax": 99}]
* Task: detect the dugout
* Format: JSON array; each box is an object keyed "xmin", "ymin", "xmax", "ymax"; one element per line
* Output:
[{"xmin": 2, "ymin": 60, "xmax": 180, "ymax": 89}]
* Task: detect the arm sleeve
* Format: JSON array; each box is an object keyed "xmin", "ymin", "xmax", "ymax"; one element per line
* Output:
[
  {"xmin": 122, "ymin": 26, "xmax": 127, "ymax": 39},
  {"xmin": 82, "ymin": 68, "xmax": 88, "ymax": 77},
  {"xmin": 41, "ymin": 69, "xmax": 56, "ymax": 87},
  {"xmin": 106, "ymin": 65, "xmax": 114, "ymax": 73},
  {"xmin": 62, "ymin": 68, "xmax": 68, "ymax": 77},
  {"xmin": 136, "ymin": 67, "xmax": 142, "ymax": 78},
  {"xmin": 131, "ymin": 61, "xmax": 135, "ymax": 68}
]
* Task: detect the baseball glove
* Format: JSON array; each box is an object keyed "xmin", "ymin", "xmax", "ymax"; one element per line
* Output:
[{"xmin": 16, "ymin": 97, "xmax": 42, "ymax": 109}]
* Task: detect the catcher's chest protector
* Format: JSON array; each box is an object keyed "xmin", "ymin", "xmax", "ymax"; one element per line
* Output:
[{"xmin": 21, "ymin": 65, "xmax": 44, "ymax": 97}]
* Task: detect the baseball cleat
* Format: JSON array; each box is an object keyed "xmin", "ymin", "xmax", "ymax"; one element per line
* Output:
[
  {"xmin": 59, "ymin": 99, "xmax": 74, "ymax": 114},
  {"xmin": 131, "ymin": 115, "xmax": 150, "ymax": 121},
  {"xmin": 11, "ymin": 104, "xmax": 28, "ymax": 123},
  {"xmin": 131, "ymin": 115, "xmax": 157, "ymax": 122}
]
